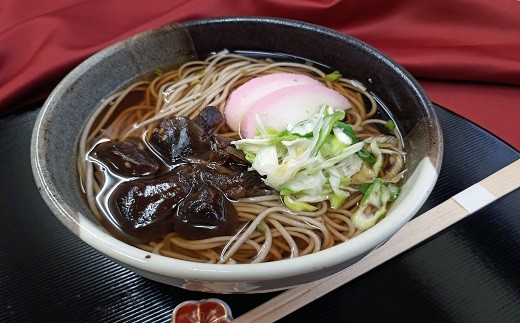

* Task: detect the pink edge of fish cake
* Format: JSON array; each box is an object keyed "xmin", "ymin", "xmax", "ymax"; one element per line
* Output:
[
  {"xmin": 240, "ymin": 84, "xmax": 352, "ymax": 138},
  {"xmin": 224, "ymin": 73, "xmax": 324, "ymax": 131}
]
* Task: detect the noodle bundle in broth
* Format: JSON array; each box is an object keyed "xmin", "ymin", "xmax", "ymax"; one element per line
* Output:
[{"xmin": 78, "ymin": 51, "xmax": 405, "ymax": 264}]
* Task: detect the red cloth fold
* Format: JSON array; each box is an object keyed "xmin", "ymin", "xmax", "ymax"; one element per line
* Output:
[{"xmin": 1, "ymin": 0, "xmax": 519, "ymax": 149}]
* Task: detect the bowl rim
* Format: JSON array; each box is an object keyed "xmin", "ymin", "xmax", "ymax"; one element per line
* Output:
[{"xmin": 31, "ymin": 16, "xmax": 442, "ymax": 287}]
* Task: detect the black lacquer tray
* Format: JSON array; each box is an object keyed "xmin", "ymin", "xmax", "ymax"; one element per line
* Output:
[{"xmin": 0, "ymin": 103, "xmax": 518, "ymax": 322}]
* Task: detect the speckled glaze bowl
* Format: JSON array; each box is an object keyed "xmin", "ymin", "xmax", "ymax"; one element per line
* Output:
[{"xmin": 31, "ymin": 17, "xmax": 443, "ymax": 293}]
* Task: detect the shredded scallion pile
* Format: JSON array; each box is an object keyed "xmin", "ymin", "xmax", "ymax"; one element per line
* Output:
[{"xmin": 233, "ymin": 106, "xmax": 400, "ymax": 229}]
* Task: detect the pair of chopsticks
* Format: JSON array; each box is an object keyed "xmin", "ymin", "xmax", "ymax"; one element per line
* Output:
[{"xmin": 235, "ymin": 159, "xmax": 520, "ymax": 323}]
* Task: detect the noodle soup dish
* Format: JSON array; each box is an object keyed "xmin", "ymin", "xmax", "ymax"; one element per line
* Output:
[{"xmin": 31, "ymin": 17, "xmax": 442, "ymax": 293}]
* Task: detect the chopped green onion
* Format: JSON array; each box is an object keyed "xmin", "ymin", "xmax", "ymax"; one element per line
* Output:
[
  {"xmin": 332, "ymin": 127, "xmax": 352, "ymax": 146},
  {"xmin": 357, "ymin": 148, "xmax": 377, "ymax": 164},
  {"xmin": 233, "ymin": 107, "xmax": 373, "ymax": 213},
  {"xmin": 360, "ymin": 180, "xmax": 378, "ymax": 205},
  {"xmin": 256, "ymin": 224, "xmax": 266, "ymax": 233},
  {"xmin": 279, "ymin": 188, "xmax": 293, "ymax": 196},
  {"xmin": 290, "ymin": 117, "xmax": 318, "ymax": 137},
  {"xmin": 327, "ymin": 134, "xmax": 347, "ymax": 157},
  {"xmin": 340, "ymin": 177, "xmax": 351, "ymax": 188},
  {"xmin": 268, "ymin": 129, "xmax": 299, "ymax": 145},
  {"xmin": 310, "ymin": 111, "xmax": 345, "ymax": 156},
  {"xmin": 190, "ymin": 79, "xmax": 200, "ymax": 85},
  {"xmin": 334, "ymin": 122, "xmax": 359, "ymax": 143},
  {"xmin": 385, "ymin": 120, "xmax": 396, "ymax": 131},
  {"xmin": 195, "ymin": 69, "xmax": 205, "ymax": 76},
  {"xmin": 351, "ymin": 179, "xmax": 389, "ymax": 230},
  {"xmin": 330, "ymin": 193, "xmax": 348, "ymax": 209},
  {"xmin": 154, "ymin": 67, "xmax": 164, "ymax": 75},
  {"xmin": 298, "ymin": 132, "xmax": 313, "ymax": 138},
  {"xmin": 359, "ymin": 182, "xmax": 372, "ymax": 194},
  {"xmin": 325, "ymin": 71, "xmax": 342, "ymax": 81},
  {"xmin": 283, "ymin": 196, "xmax": 318, "ymax": 212},
  {"xmin": 243, "ymin": 151, "xmax": 256, "ymax": 163},
  {"xmin": 255, "ymin": 125, "xmax": 279, "ymax": 136},
  {"xmin": 369, "ymin": 141, "xmax": 383, "ymax": 176},
  {"xmin": 387, "ymin": 183, "xmax": 400, "ymax": 201}
]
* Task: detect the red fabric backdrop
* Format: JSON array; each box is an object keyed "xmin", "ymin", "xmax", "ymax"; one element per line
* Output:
[{"xmin": 1, "ymin": 0, "xmax": 519, "ymax": 149}]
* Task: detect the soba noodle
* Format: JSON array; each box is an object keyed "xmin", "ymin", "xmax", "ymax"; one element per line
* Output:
[{"xmin": 78, "ymin": 50, "xmax": 405, "ymax": 264}]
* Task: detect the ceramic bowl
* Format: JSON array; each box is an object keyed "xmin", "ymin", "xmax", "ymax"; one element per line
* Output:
[{"xmin": 31, "ymin": 17, "xmax": 442, "ymax": 293}]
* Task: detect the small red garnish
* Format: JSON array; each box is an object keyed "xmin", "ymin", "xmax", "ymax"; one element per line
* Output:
[{"xmin": 172, "ymin": 298, "xmax": 233, "ymax": 323}]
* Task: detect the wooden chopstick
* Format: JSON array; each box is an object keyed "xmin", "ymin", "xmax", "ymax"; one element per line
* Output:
[{"xmin": 235, "ymin": 159, "xmax": 520, "ymax": 323}]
